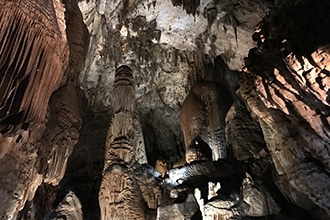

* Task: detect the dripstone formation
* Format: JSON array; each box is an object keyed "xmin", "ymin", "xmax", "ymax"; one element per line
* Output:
[
  {"xmin": 1, "ymin": 0, "xmax": 330, "ymax": 219},
  {"xmin": 99, "ymin": 65, "xmax": 161, "ymax": 220}
]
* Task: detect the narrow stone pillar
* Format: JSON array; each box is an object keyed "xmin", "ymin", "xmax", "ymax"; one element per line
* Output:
[
  {"xmin": 105, "ymin": 65, "xmax": 147, "ymax": 166},
  {"xmin": 99, "ymin": 65, "xmax": 148, "ymax": 220}
]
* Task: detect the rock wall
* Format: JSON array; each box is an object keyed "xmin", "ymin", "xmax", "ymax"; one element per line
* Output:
[
  {"xmin": 240, "ymin": 0, "xmax": 330, "ymax": 218},
  {"xmin": 0, "ymin": 0, "xmax": 88, "ymax": 219}
]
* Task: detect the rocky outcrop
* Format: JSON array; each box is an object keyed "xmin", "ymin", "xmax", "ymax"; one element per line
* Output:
[{"xmin": 240, "ymin": 0, "xmax": 330, "ymax": 218}]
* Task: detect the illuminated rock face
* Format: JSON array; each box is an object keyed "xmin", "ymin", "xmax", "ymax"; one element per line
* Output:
[
  {"xmin": 0, "ymin": 0, "xmax": 69, "ymax": 133},
  {"xmin": 240, "ymin": 1, "xmax": 330, "ymax": 218},
  {"xmin": 0, "ymin": 0, "xmax": 87, "ymax": 219}
]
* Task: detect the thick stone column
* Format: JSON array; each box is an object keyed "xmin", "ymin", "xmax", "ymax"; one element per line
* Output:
[{"xmin": 99, "ymin": 65, "xmax": 160, "ymax": 220}]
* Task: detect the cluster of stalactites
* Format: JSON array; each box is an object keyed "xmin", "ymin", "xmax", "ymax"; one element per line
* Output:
[
  {"xmin": 0, "ymin": 0, "xmax": 69, "ymax": 134},
  {"xmin": 170, "ymin": 0, "xmax": 200, "ymax": 16}
]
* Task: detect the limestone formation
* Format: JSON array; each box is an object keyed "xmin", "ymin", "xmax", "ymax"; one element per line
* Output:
[
  {"xmin": 181, "ymin": 82, "xmax": 232, "ymax": 161},
  {"xmin": 241, "ymin": 173, "xmax": 281, "ymax": 216},
  {"xmin": 185, "ymin": 136, "xmax": 213, "ymax": 163},
  {"xmin": 2, "ymin": 0, "xmax": 330, "ymax": 219},
  {"xmin": 99, "ymin": 65, "xmax": 160, "ymax": 220},
  {"xmin": 0, "ymin": 0, "xmax": 87, "ymax": 218},
  {"xmin": 240, "ymin": 1, "xmax": 330, "ymax": 218},
  {"xmin": 44, "ymin": 191, "xmax": 83, "ymax": 220},
  {"xmin": 99, "ymin": 163, "xmax": 146, "ymax": 220},
  {"xmin": 157, "ymin": 193, "xmax": 199, "ymax": 220},
  {"xmin": 105, "ymin": 65, "xmax": 147, "ymax": 166},
  {"xmin": 0, "ymin": 0, "xmax": 69, "ymax": 133}
]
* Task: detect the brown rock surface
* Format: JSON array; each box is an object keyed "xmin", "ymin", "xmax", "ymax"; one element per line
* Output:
[
  {"xmin": 1, "ymin": 0, "xmax": 330, "ymax": 219},
  {"xmin": 44, "ymin": 191, "xmax": 83, "ymax": 220},
  {"xmin": 240, "ymin": 1, "xmax": 330, "ymax": 217},
  {"xmin": 0, "ymin": 0, "xmax": 88, "ymax": 218},
  {"xmin": 99, "ymin": 66, "xmax": 161, "ymax": 220},
  {"xmin": 181, "ymin": 82, "xmax": 232, "ymax": 160}
]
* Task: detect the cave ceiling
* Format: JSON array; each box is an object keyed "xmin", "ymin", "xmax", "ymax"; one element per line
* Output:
[{"xmin": 1, "ymin": 0, "xmax": 330, "ymax": 219}]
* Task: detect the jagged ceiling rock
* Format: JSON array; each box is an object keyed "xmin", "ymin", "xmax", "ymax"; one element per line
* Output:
[
  {"xmin": 77, "ymin": 0, "xmax": 270, "ymax": 109},
  {"xmin": 77, "ymin": 0, "xmax": 270, "ymax": 165}
]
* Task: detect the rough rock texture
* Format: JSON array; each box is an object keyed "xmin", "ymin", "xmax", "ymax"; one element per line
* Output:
[
  {"xmin": 157, "ymin": 193, "xmax": 199, "ymax": 220},
  {"xmin": 44, "ymin": 191, "xmax": 83, "ymax": 220},
  {"xmin": 240, "ymin": 0, "xmax": 330, "ymax": 218},
  {"xmin": 181, "ymin": 82, "xmax": 232, "ymax": 160},
  {"xmin": 99, "ymin": 66, "xmax": 161, "ymax": 220},
  {"xmin": 0, "ymin": 0, "xmax": 69, "ymax": 132},
  {"xmin": 185, "ymin": 136, "xmax": 213, "ymax": 163},
  {"xmin": 77, "ymin": 0, "xmax": 269, "ymax": 166},
  {"xmin": 241, "ymin": 173, "xmax": 280, "ymax": 216},
  {"xmin": 0, "ymin": 0, "xmax": 68, "ymax": 218},
  {"xmin": 0, "ymin": 0, "xmax": 88, "ymax": 219},
  {"xmin": 1, "ymin": 0, "xmax": 330, "ymax": 219}
]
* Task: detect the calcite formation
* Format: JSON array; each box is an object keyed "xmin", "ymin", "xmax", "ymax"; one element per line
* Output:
[
  {"xmin": 44, "ymin": 191, "xmax": 83, "ymax": 220},
  {"xmin": 240, "ymin": 0, "xmax": 330, "ymax": 218},
  {"xmin": 1, "ymin": 0, "xmax": 330, "ymax": 219},
  {"xmin": 0, "ymin": 0, "xmax": 69, "ymax": 133},
  {"xmin": 181, "ymin": 82, "xmax": 232, "ymax": 160},
  {"xmin": 0, "ymin": 0, "xmax": 87, "ymax": 218},
  {"xmin": 99, "ymin": 65, "xmax": 161, "ymax": 220}
]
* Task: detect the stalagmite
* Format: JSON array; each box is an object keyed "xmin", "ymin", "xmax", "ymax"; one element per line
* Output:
[
  {"xmin": 105, "ymin": 65, "xmax": 147, "ymax": 166},
  {"xmin": 99, "ymin": 65, "xmax": 160, "ymax": 220}
]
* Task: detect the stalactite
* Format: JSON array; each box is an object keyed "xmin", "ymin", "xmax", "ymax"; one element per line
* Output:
[
  {"xmin": 0, "ymin": 0, "xmax": 69, "ymax": 134},
  {"xmin": 170, "ymin": 0, "xmax": 200, "ymax": 16},
  {"xmin": 180, "ymin": 82, "xmax": 232, "ymax": 161}
]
